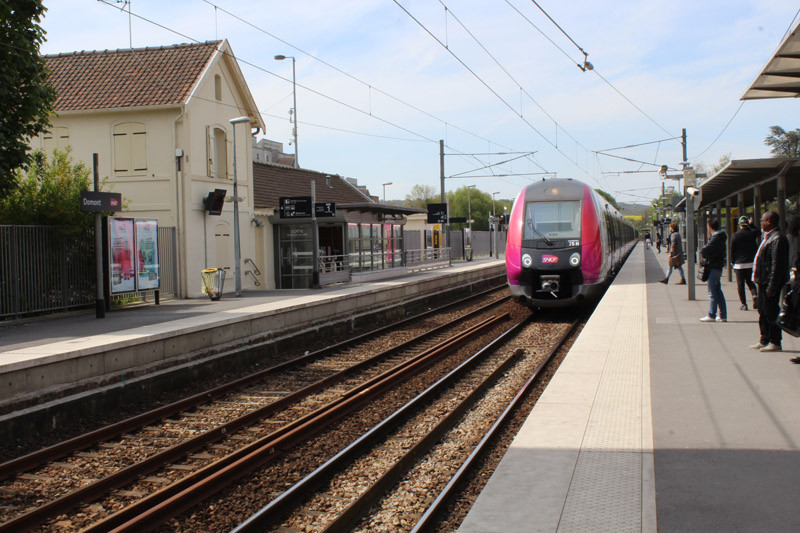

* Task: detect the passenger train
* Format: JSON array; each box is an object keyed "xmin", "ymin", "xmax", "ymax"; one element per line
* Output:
[{"xmin": 506, "ymin": 178, "xmax": 637, "ymax": 307}]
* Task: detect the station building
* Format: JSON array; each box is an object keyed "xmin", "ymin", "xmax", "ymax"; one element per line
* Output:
[{"xmin": 32, "ymin": 40, "xmax": 423, "ymax": 298}]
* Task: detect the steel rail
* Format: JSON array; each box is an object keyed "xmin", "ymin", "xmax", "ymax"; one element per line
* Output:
[
  {"xmin": 410, "ymin": 319, "xmax": 579, "ymax": 533},
  {"xmin": 85, "ymin": 313, "xmax": 509, "ymax": 533},
  {"xmin": 0, "ymin": 299, "xmax": 508, "ymax": 533},
  {"xmin": 233, "ymin": 314, "xmax": 533, "ymax": 533},
  {"xmin": 0, "ymin": 285, "xmax": 506, "ymax": 481}
]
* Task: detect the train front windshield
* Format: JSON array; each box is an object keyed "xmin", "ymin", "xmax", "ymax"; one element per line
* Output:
[{"xmin": 524, "ymin": 201, "xmax": 581, "ymax": 239}]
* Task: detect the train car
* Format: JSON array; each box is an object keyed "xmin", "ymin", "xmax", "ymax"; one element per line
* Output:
[{"xmin": 506, "ymin": 178, "xmax": 637, "ymax": 307}]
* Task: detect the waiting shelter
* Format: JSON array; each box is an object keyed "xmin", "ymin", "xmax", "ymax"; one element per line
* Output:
[{"xmin": 252, "ymin": 161, "xmax": 425, "ymax": 289}]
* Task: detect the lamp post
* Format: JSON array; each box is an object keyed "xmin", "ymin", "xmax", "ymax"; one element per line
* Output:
[
  {"xmin": 382, "ymin": 182, "xmax": 392, "ymax": 203},
  {"xmin": 229, "ymin": 116, "xmax": 250, "ymax": 297},
  {"xmin": 274, "ymin": 55, "xmax": 298, "ymax": 168}
]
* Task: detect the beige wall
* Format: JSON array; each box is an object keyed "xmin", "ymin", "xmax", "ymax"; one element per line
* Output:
[{"xmin": 35, "ymin": 47, "xmax": 273, "ymax": 297}]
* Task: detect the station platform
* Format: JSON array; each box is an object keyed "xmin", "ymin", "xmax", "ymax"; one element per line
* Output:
[
  {"xmin": 0, "ymin": 259, "xmax": 504, "ymax": 419},
  {"xmin": 460, "ymin": 243, "xmax": 800, "ymax": 532}
]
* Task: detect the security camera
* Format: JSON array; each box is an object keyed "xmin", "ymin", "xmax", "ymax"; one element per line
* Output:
[{"xmin": 686, "ymin": 187, "xmax": 700, "ymax": 196}]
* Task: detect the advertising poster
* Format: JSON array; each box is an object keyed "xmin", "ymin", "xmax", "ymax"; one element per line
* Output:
[
  {"xmin": 135, "ymin": 218, "xmax": 159, "ymax": 290},
  {"xmin": 109, "ymin": 217, "xmax": 135, "ymax": 293}
]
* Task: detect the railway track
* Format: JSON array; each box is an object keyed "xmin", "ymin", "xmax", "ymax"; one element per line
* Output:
[
  {"xmin": 227, "ymin": 315, "xmax": 578, "ymax": 532},
  {"xmin": 0, "ymin": 286, "xmax": 508, "ymax": 531}
]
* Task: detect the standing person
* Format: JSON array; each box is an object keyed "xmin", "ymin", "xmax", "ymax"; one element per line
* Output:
[
  {"xmin": 699, "ymin": 218, "xmax": 727, "ymax": 322},
  {"xmin": 750, "ymin": 211, "xmax": 789, "ymax": 351},
  {"xmin": 655, "ymin": 231, "xmax": 662, "ymax": 253},
  {"xmin": 730, "ymin": 215, "xmax": 758, "ymax": 310},
  {"xmin": 644, "ymin": 231, "xmax": 651, "ymax": 249},
  {"xmin": 658, "ymin": 222, "xmax": 685, "ymax": 285}
]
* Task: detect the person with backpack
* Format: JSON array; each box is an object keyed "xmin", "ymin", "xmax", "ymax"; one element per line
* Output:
[{"xmin": 730, "ymin": 216, "xmax": 758, "ymax": 310}]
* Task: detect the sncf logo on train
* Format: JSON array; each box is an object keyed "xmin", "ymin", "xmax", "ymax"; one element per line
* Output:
[{"xmin": 542, "ymin": 255, "xmax": 559, "ymax": 264}]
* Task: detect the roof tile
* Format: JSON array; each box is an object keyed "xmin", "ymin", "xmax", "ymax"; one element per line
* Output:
[
  {"xmin": 43, "ymin": 41, "xmax": 220, "ymax": 112},
  {"xmin": 253, "ymin": 162, "xmax": 372, "ymax": 209}
]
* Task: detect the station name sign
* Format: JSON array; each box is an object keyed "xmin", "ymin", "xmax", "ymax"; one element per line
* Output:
[{"xmin": 80, "ymin": 191, "xmax": 122, "ymax": 212}]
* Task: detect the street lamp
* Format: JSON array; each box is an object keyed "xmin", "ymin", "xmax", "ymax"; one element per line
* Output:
[
  {"xmin": 274, "ymin": 55, "xmax": 298, "ymax": 168},
  {"xmin": 229, "ymin": 116, "xmax": 251, "ymax": 297},
  {"xmin": 382, "ymin": 182, "xmax": 392, "ymax": 203},
  {"xmin": 467, "ymin": 185, "xmax": 476, "ymax": 231}
]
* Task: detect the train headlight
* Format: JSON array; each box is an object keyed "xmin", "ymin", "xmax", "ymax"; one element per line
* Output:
[
  {"xmin": 522, "ymin": 253, "xmax": 533, "ymax": 268},
  {"xmin": 569, "ymin": 252, "xmax": 580, "ymax": 266}
]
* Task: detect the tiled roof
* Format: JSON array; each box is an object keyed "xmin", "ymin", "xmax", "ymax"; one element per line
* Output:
[
  {"xmin": 43, "ymin": 41, "xmax": 220, "ymax": 112},
  {"xmin": 253, "ymin": 162, "xmax": 373, "ymax": 209}
]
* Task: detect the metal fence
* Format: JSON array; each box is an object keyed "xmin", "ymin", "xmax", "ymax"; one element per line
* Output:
[
  {"xmin": 1, "ymin": 225, "xmax": 179, "ymax": 318},
  {"xmin": 1, "ymin": 225, "xmax": 95, "ymax": 317}
]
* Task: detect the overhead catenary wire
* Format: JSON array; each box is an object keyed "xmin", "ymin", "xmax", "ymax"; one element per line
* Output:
[
  {"xmin": 392, "ymin": 0, "xmax": 600, "ymax": 188},
  {"xmin": 689, "ymin": 102, "xmax": 745, "ymax": 160},
  {"xmin": 97, "ymin": 0, "xmax": 515, "ymax": 176},
  {"xmin": 506, "ymin": 0, "xmax": 677, "ymax": 140},
  {"xmin": 199, "ymin": 0, "xmax": 554, "ymax": 184},
  {"xmin": 200, "ymin": 0, "xmax": 524, "ymax": 159},
  {"xmin": 437, "ymin": 0, "xmax": 590, "ymax": 155}
]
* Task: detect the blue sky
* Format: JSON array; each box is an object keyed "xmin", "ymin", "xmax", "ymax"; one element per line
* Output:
[{"xmin": 40, "ymin": 0, "xmax": 800, "ymax": 204}]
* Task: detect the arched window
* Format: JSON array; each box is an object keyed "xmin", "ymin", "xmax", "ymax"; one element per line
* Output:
[
  {"xmin": 214, "ymin": 74, "xmax": 222, "ymax": 101},
  {"xmin": 113, "ymin": 122, "xmax": 147, "ymax": 176},
  {"xmin": 207, "ymin": 125, "xmax": 228, "ymax": 178}
]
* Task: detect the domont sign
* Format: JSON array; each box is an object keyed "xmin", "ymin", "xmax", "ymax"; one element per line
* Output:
[{"xmin": 80, "ymin": 190, "xmax": 122, "ymax": 212}]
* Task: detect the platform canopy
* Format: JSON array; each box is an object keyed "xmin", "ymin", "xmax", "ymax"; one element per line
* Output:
[
  {"xmin": 742, "ymin": 21, "xmax": 800, "ymax": 100},
  {"xmin": 676, "ymin": 157, "xmax": 800, "ymax": 210}
]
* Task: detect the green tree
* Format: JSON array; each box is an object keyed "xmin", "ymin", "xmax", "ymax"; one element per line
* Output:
[
  {"xmin": 695, "ymin": 153, "xmax": 731, "ymax": 182},
  {"xmin": 594, "ymin": 189, "xmax": 619, "ymax": 210},
  {"xmin": 0, "ymin": 149, "xmax": 97, "ymax": 227},
  {"xmin": 764, "ymin": 126, "xmax": 800, "ymax": 157},
  {"xmin": 449, "ymin": 186, "xmax": 492, "ymax": 231},
  {"xmin": 0, "ymin": 0, "xmax": 57, "ymax": 196},
  {"xmin": 403, "ymin": 184, "xmax": 440, "ymax": 209}
]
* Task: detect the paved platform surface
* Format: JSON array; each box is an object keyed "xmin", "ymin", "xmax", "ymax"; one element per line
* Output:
[
  {"xmin": 0, "ymin": 258, "xmax": 504, "ymax": 405},
  {"xmin": 0, "ymin": 258, "xmax": 499, "ymax": 353},
  {"xmin": 460, "ymin": 243, "xmax": 800, "ymax": 532}
]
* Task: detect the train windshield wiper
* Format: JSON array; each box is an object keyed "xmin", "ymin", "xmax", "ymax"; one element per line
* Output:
[{"xmin": 527, "ymin": 219, "xmax": 553, "ymax": 245}]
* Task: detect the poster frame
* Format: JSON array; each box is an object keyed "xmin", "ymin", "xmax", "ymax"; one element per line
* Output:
[
  {"xmin": 108, "ymin": 216, "xmax": 136, "ymax": 294},
  {"xmin": 134, "ymin": 218, "xmax": 160, "ymax": 291}
]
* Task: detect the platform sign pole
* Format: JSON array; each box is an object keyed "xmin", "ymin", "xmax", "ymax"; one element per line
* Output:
[
  {"xmin": 684, "ymin": 165, "xmax": 697, "ymax": 301},
  {"xmin": 93, "ymin": 154, "xmax": 105, "ymax": 318},
  {"xmin": 311, "ymin": 180, "xmax": 320, "ymax": 289}
]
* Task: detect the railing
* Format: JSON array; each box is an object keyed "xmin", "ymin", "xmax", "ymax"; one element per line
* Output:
[
  {"xmin": 319, "ymin": 254, "xmax": 350, "ymax": 285},
  {"xmin": 404, "ymin": 247, "xmax": 451, "ymax": 272},
  {"xmin": 2, "ymin": 225, "xmax": 179, "ymax": 318},
  {"xmin": 244, "ymin": 258, "xmax": 262, "ymax": 287},
  {"xmin": 1, "ymin": 225, "xmax": 95, "ymax": 317}
]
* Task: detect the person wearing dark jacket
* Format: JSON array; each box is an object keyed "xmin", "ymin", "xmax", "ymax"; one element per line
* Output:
[
  {"xmin": 699, "ymin": 218, "xmax": 727, "ymax": 322},
  {"xmin": 730, "ymin": 215, "xmax": 758, "ymax": 310},
  {"xmin": 750, "ymin": 211, "xmax": 790, "ymax": 352}
]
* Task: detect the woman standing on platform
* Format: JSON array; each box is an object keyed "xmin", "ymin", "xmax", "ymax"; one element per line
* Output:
[{"xmin": 659, "ymin": 222, "xmax": 686, "ymax": 285}]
